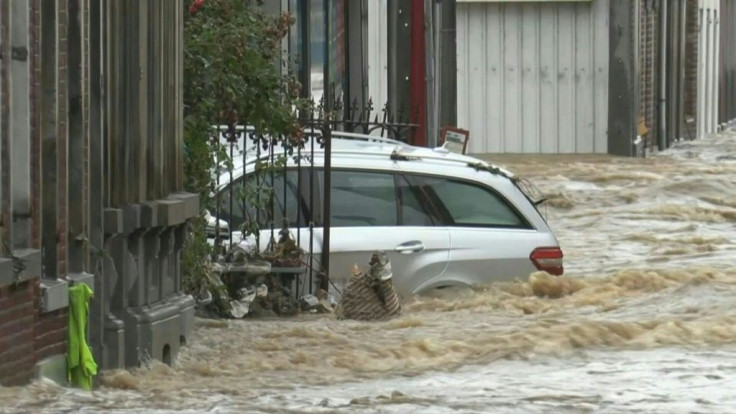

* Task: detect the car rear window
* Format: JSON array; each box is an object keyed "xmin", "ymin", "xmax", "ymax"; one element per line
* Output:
[{"xmin": 414, "ymin": 175, "xmax": 529, "ymax": 228}]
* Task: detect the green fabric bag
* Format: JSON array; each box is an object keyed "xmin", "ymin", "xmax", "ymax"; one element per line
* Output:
[{"xmin": 68, "ymin": 283, "xmax": 98, "ymax": 390}]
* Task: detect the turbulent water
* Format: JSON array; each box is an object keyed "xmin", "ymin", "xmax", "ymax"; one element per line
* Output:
[{"xmin": 3, "ymin": 130, "xmax": 736, "ymax": 414}]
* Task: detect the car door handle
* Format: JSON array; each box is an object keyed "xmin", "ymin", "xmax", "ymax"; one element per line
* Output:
[{"xmin": 395, "ymin": 241, "xmax": 425, "ymax": 254}]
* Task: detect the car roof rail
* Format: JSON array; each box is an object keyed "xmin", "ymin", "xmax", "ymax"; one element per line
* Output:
[
  {"xmin": 213, "ymin": 125, "xmax": 406, "ymax": 147},
  {"xmin": 226, "ymin": 144, "xmax": 511, "ymax": 179},
  {"xmin": 211, "ymin": 125, "xmax": 510, "ymax": 178},
  {"xmin": 388, "ymin": 148, "xmax": 515, "ymax": 179},
  {"xmin": 327, "ymin": 130, "xmax": 407, "ymax": 146}
]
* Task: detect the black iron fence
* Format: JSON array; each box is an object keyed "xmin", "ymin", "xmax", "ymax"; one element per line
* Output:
[{"xmin": 210, "ymin": 97, "xmax": 418, "ymax": 296}]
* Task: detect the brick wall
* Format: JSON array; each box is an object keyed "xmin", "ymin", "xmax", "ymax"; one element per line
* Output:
[
  {"xmin": 683, "ymin": 0, "xmax": 699, "ymax": 136},
  {"xmin": 0, "ymin": 281, "xmax": 39, "ymax": 386},
  {"xmin": 34, "ymin": 306, "xmax": 68, "ymax": 364},
  {"xmin": 0, "ymin": 0, "xmax": 70, "ymax": 386},
  {"xmin": 0, "ymin": 279, "xmax": 68, "ymax": 386}
]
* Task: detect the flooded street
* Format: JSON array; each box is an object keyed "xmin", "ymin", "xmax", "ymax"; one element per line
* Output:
[{"xmin": 3, "ymin": 129, "xmax": 736, "ymax": 413}]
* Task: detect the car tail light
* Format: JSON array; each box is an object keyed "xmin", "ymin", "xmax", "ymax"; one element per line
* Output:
[{"xmin": 530, "ymin": 247, "xmax": 564, "ymax": 275}]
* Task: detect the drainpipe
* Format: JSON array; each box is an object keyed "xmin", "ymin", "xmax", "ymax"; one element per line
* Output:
[
  {"xmin": 410, "ymin": 0, "xmax": 428, "ymax": 146},
  {"xmin": 658, "ymin": 0, "xmax": 668, "ymax": 150}
]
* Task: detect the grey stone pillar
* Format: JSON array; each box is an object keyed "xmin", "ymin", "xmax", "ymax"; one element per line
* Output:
[{"xmin": 101, "ymin": 208, "xmax": 125, "ymax": 370}]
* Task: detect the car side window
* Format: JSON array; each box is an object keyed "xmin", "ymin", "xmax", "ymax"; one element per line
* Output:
[
  {"xmin": 397, "ymin": 175, "xmax": 433, "ymax": 226},
  {"xmin": 218, "ymin": 179, "xmax": 245, "ymax": 231},
  {"xmin": 417, "ymin": 175, "xmax": 528, "ymax": 228},
  {"xmin": 218, "ymin": 169, "xmax": 304, "ymax": 231},
  {"xmin": 325, "ymin": 170, "xmax": 398, "ymax": 227}
]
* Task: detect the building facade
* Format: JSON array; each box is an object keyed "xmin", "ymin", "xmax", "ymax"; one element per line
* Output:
[
  {"xmin": 0, "ymin": 0, "xmax": 197, "ymax": 385},
  {"xmin": 268, "ymin": 0, "xmax": 457, "ymax": 147},
  {"xmin": 274, "ymin": 0, "xmax": 735, "ymax": 155},
  {"xmin": 455, "ymin": 0, "xmax": 735, "ymax": 155}
]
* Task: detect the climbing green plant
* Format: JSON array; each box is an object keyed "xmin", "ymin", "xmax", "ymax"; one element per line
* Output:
[{"xmin": 182, "ymin": 0, "xmax": 303, "ymax": 312}]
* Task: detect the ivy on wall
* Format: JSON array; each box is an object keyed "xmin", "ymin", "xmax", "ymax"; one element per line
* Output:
[{"xmin": 182, "ymin": 0, "xmax": 302, "ymax": 311}]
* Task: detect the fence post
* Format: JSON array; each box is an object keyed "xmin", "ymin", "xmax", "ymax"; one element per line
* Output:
[{"xmin": 320, "ymin": 0, "xmax": 332, "ymax": 292}]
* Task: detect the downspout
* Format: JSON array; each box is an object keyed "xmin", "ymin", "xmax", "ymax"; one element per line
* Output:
[{"xmin": 410, "ymin": 0, "xmax": 428, "ymax": 146}]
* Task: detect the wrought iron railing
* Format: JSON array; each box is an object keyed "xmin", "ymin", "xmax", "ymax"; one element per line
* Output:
[{"xmin": 211, "ymin": 97, "xmax": 418, "ymax": 296}]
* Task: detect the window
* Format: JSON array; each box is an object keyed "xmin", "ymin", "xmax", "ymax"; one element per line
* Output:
[
  {"xmin": 397, "ymin": 175, "xmax": 433, "ymax": 226},
  {"xmin": 324, "ymin": 170, "xmax": 397, "ymax": 227},
  {"xmin": 287, "ymin": 0, "xmax": 347, "ymax": 101},
  {"xmin": 416, "ymin": 176, "xmax": 527, "ymax": 228}
]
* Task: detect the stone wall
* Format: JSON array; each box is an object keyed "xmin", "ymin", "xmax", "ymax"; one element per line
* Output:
[
  {"xmin": 0, "ymin": 279, "xmax": 69, "ymax": 387},
  {"xmin": 0, "ymin": 0, "xmax": 53, "ymax": 386},
  {"xmin": 1, "ymin": 0, "xmax": 197, "ymax": 385}
]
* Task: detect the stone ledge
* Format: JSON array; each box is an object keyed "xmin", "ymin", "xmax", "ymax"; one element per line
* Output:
[
  {"xmin": 0, "ymin": 248, "xmax": 42, "ymax": 287},
  {"xmin": 123, "ymin": 204, "xmax": 143, "ymax": 234},
  {"xmin": 111, "ymin": 192, "xmax": 200, "ymax": 235},
  {"xmin": 140, "ymin": 201, "xmax": 160, "ymax": 228},
  {"xmin": 169, "ymin": 192, "xmax": 200, "ymax": 221},
  {"xmin": 41, "ymin": 278, "xmax": 69, "ymax": 313},
  {"xmin": 157, "ymin": 199, "xmax": 186, "ymax": 227},
  {"xmin": 104, "ymin": 208, "xmax": 123, "ymax": 236}
]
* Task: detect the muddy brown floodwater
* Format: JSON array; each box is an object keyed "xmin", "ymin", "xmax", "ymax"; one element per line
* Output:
[{"xmin": 2, "ymin": 129, "xmax": 736, "ymax": 413}]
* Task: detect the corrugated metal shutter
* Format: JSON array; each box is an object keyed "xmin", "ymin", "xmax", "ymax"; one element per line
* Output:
[{"xmin": 457, "ymin": 0, "xmax": 610, "ymax": 154}]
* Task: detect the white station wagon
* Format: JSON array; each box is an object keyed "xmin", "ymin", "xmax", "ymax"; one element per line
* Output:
[{"xmin": 210, "ymin": 131, "xmax": 563, "ymax": 295}]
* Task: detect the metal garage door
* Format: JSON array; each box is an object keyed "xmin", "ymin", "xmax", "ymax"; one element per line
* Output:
[{"xmin": 457, "ymin": 0, "xmax": 610, "ymax": 154}]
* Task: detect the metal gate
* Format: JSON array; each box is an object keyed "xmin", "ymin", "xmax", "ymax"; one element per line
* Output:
[
  {"xmin": 456, "ymin": 0, "xmax": 610, "ymax": 154},
  {"xmin": 212, "ymin": 97, "xmax": 417, "ymax": 295}
]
